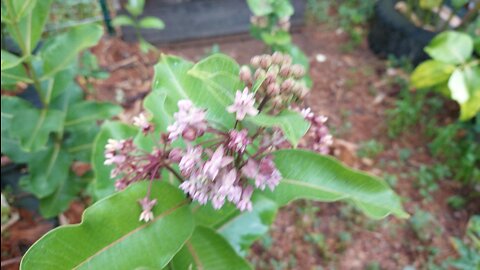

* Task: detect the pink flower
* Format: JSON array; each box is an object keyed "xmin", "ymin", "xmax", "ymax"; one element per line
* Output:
[
  {"xmin": 138, "ymin": 198, "xmax": 157, "ymax": 222},
  {"xmin": 227, "ymin": 129, "xmax": 251, "ymax": 153},
  {"xmin": 242, "ymin": 156, "xmax": 282, "ymax": 191},
  {"xmin": 203, "ymin": 145, "xmax": 233, "ymax": 180},
  {"xmin": 179, "ymin": 146, "xmax": 203, "ymax": 176},
  {"xmin": 167, "ymin": 99, "xmax": 207, "ymax": 141},
  {"xmin": 227, "ymin": 87, "xmax": 258, "ymax": 120},
  {"xmin": 236, "ymin": 186, "xmax": 253, "ymax": 212},
  {"xmin": 133, "ymin": 113, "xmax": 153, "ymax": 134},
  {"xmin": 218, "ymin": 169, "xmax": 242, "ymax": 203}
]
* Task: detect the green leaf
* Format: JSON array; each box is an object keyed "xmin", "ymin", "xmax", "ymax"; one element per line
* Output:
[
  {"xmin": 1, "ymin": 97, "xmax": 30, "ymax": 162},
  {"xmin": 425, "ymin": 31, "xmax": 474, "ymax": 64},
  {"xmin": 92, "ymin": 121, "xmax": 138, "ymax": 200},
  {"xmin": 268, "ymin": 149, "xmax": 409, "ymax": 219},
  {"xmin": 138, "ymin": 16, "xmax": 165, "ymax": 29},
  {"xmin": 272, "ymin": 0, "xmax": 294, "ymax": 17},
  {"xmin": 171, "ymin": 226, "xmax": 252, "ymax": 270},
  {"xmin": 65, "ymin": 101, "xmax": 121, "ymax": 128},
  {"xmin": 20, "ymin": 145, "xmax": 72, "ymax": 198},
  {"xmin": 112, "ymin": 15, "xmax": 135, "ymax": 27},
  {"xmin": 6, "ymin": 0, "xmax": 52, "ymax": 54},
  {"xmin": 247, "ymin": 110, "xmax": 310, "ymax": 147},
  {"xmin": 217, "ymin": 194, "xmax": 277, "ymax": 255},
  {"xmin": 1, "ymin": 64, "xmax": 31, "ymax": 86},
  {"xmin": 411, "ymin": 60, "xmax": 456, "ymax": 89},
  {"xmin": 41, "ymin": 24, "xmax": 103, "ymax": 78},
  {"xmin": 143, "ymin": 90, "xmax": 170, "ymax": 132},
  {"xmin": 125, "ymin": 0, "xmax": 145, "ymax": 17},
  {"xmin": 451, "ymin": 0, "xmax": 468, "ymax": 9},
  {"xmin": 153, "ymin": 54, "xmax": 238, "ymax": 130},
  {"xmin": 39, "ymin": 172, "xmax": 85, "ymax": 218},
  {"xmin": 21, "ymin": 181, "xmax": 194, "ymax": 270},
  {"xmin": 261, "ymin": 31, "xmax": 292, "ymax": 46},
  {"xmin": 419, "ymin": 0, "xmax": 442, "ymax": 9},
  {"xmin": 448, "ymin": 67, "xmax": 480, "ymax": 121},
  {"xmin": 1, "ymin": 50, "xmax": 24, "ymax": 70},
  {"xmin": 246, "ymin": 0, "xmax": 273, "ymax": 16},
  {"xmin": 6, "ymin": 0, "xmax": 37, "ymax": 20},
  {"xmin": 2, "ymin": 96, "xmax": 64, "ymax": 152}
]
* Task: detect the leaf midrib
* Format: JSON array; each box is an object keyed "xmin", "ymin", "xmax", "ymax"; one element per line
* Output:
[{"xmin": 73, "ymin": 200, "xmax": 188, "ymax": 269}]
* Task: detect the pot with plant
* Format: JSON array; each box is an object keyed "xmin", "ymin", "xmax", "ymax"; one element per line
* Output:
[{"xmin": 368, "ymin": 0, "xmax": 479, "ymax": 65}]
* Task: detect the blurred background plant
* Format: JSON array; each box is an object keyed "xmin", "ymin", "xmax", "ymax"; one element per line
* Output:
[{"xmin": 112, "ymin": 0, "xmax": 165, "ymax": 53}]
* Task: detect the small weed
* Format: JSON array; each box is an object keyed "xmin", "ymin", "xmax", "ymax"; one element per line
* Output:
[
  {"xmin": 409, "ymin": 208, "xmax": 438, "ymax": 243},
  {"xmin": 357, "ymin": 139, "xmax": 384, "ymax": 159}
]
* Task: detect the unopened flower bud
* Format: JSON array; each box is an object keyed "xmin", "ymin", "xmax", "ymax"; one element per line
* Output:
[
  {"xmin": 168, "ymin": 148, "xmax": 183, "ymax": 163},
  {"xmin": 251, "ymin": 56, "xmax": 261, "ymax": 67},
  {"xmin": 272, "ymin": 52, "xmax": 284, "ymax": 65},
  {"xmin": 272, "ymin": 96, "xmax": 283, "ymax": 107},
  {"xmin": 254, "ymin": 68, "xmax": 266, "ymax": 80},
  {"xmin": 239, "ymin": 65, "xmax": 252, "ymax": 83},
  {"xmin": 259, "ymin": 55, "xmax": 272, "ymax": 69},
  {"xmin": 279, "ymin": 65, "xmax": 291, "ymax": 77},
  {"xmin": 265, "ymin": 71, "xmax": 277, "ymax": 85},
  {"xmin": 281, "ymin": 78, "xmax": 295, "ymax": 92},
  {"xmin": 282, "ymin": 55, "xmax": 292, "ymax": 65},
  {"xmin": 298, "ymin": 86, "xmax": 309, "ymax": 99},
  {"xmin": 267, "ymin": 83, "xmax": 280, "ymax": 95},
  {"xmin": 278, "ymin": 17, "xmax": 291, "ymax": 31},
  {"xmin": 291, "ymin": 64, "xmax": 305, "ymax": 78}
]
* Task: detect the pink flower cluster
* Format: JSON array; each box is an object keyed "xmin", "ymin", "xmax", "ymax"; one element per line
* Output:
[{"xmin": 104, "ymin": 53, "xmax": 334, "ymax": 222}]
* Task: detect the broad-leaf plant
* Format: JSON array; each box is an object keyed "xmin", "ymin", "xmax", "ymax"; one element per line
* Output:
[
  {"xmin": 411, "ymin": 30, "xmax": 480, "ymax": 120},
  {"xmin": 1, "ymin": 0, "xmax": 121, "ymax": 217},
  {"xmin": 21, "ymin": 50, "xmax": 408, "ymax": 269}
]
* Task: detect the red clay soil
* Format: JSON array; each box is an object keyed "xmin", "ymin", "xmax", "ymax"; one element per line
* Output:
[{"xmin": 1, "ymin": 25, "xmax": 478, "ymax": 270}]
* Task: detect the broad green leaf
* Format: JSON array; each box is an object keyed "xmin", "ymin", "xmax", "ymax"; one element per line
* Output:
[
  {"xmin": 20, "ymin": 145, "xmax": 72, "ymax": 198},
  {"xmin": 2, "ymin": 96, "xmax": 64, "ymax": 152},
  {"xmin": 247, "ymin": 110, "xmax": 310, "ymax": 147},
  {"xmin": 246, "ymin": 0, "xmax": 273, "ymax": 16},
  {"xmin": 143, "ymin": 91, "xmax": 170, "ymax": 132},
  {"xmin": 268, "ymin": 149, "xmax": 408, "ymax": 219},
  {"xmin": 171, "ymin": 226, "xmax": 252, "ymax": 270},
  {"xmin": 218, "ymin": 194, "xmax": 277, "ymax": 255},
  {"xmin": 6, "ymin": 0, "xmax": 52, "ymax": 54},
  {"xmin": 449, "ymin": 67, "xmax": 480, "ymax": 121},
  {"xmin": 425, "ymin": 31, "xmax": 473, "ymax": 64},
  {"xmin": 6, "ymin": 0, "xmax": 36, "ymax": 20},
  {"xmin": 39, "ymin": 172, "xmax": 86, "ymax": 218},
  {"xmin": 411, "ymin": 60, "xmax": 455, "ymax": 89},
  {"xmin": 125, "ymin": 0, "xmax": 145, "ymax": 17},
  {"xmin": 138, "ymin": 16, "xmax": 165, "ymax": 29},
  {"xmin": 261, "ymin": 31, "xmax": 292, "ymax": 46},
  {"xmin": 111, "ymin": 15, "xmax": 135, "ymax": 27},
  {"xmin": 1, "ymin": 97, "xmax": 30, "ymax": 162},
  {"xmin": 21, "ymin": 181, "xmax": 194, "ymax": 270},
  {"xmin": 153, "ymin": 54, "xmax": 238, "ymax": 130},
  {"xmin": 41, "ymin": 24, "xmax": 103, "ymax": 78},
  {"xmin": 1, "ymin": 50, "xmax": 24, "ymax": 70},
  {"xmin": 64, "ymin": 101, "xmax": 121, "ymax": 128},
  {"xmin": 1, "ymin": 64, "xmax": 31, "ymax": 86},
  {"xmin": 272, "ymin": 0, "xmax": 294, "ymax": 17},
  {"xmin": 39, "ymin": 63, "xmax": 77, "ymax": 102},
  {"xmin": 92, "ymin": 121, "xmax": 138, "ymax": 200}
]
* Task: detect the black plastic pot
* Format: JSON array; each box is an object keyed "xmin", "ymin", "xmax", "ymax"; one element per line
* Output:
[{"xmin": 368, "ymin": 0, "xmax": 437, "ymax": 66}]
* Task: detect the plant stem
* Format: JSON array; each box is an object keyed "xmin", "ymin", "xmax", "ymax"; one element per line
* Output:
[{"xmin": 165, "ymin": 165, "xmax": 184, "ymax": 183}]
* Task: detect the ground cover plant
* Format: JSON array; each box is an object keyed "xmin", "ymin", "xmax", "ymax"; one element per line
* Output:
[{"xmin": 1, "ymin": 0, "xmax": 120, "ymax": 218}]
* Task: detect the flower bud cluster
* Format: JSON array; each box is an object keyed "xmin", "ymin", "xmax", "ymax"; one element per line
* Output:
[
  {"xmin": 240, "ymin": 52, "xmax": 309, "ymax": 112},
  {"xmin": 299, "ymin": 107, "xmax": 333, "ymax": 155},
  {"xmin": 250, "ymin": 15, "xmax": 291, "ymax": 31}
]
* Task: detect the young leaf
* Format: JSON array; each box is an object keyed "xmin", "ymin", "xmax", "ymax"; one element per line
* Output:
[
  {"xmin": 21, "ymin": 181, "xmax": 194, "ymax": 270},
  {"xmin": 411, "ymin": 60, "xmax": 455, "ymax": 89},
  {"xmin": 268, "ymin": 149, "xmax": 409, "ymax": 219},
  {"xmin": 247, "ymin": 110, "xmax": 310, "ymax": 147},
  {"xmin": 153, "ymin": 54, "xmax": 238, "ymax": 130},
  {"xmin": 5, "ymin": 0, "xmax": 37, "ymax": 20},
  {"xmin": 448, "ymin": 67, "xmax": 480, "ymax": 121},
  {"xmin": 111, "ymin": 15, "xmax": 135, "ymax": 27},
  {"xmin": 41, "ymin": 24, "xmax": 103, "ymax": 78},
  {"xmin": 138, "ymin": 16, "xmax": 165, "ymax": 29},
  {"xmin": 1, "ymin": 62, "xmax": 32, "ymax": 86},
  {"xmin": 1, "ymin": 50, "xmax": 24, "ymax": 70},
  {"xmin": 125, "ymin": 0, "xmax": 145, "ymax": 17},
  {"xmin": 171, "ymin": 226, "xmax": 252, "ymax": 270},
  {"xmin": 39, "ymin": 172, "xmax": 85, "ymax": 218},
  {"xmin": 91, "ymin": 121, "xmax": 138, "ymax": 200},
  {"xmin": 425, "ymin": 31, "xmax": 473, "ymax": 65},
  {"xmin": 246, "ymin": 0, "xmax": 274, "ymax": 16}
]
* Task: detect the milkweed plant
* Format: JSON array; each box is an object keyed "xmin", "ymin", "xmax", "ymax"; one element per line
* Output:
[{"xmin": 21, "ymin": 52, "xmax": 408, "ymax": 270}]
